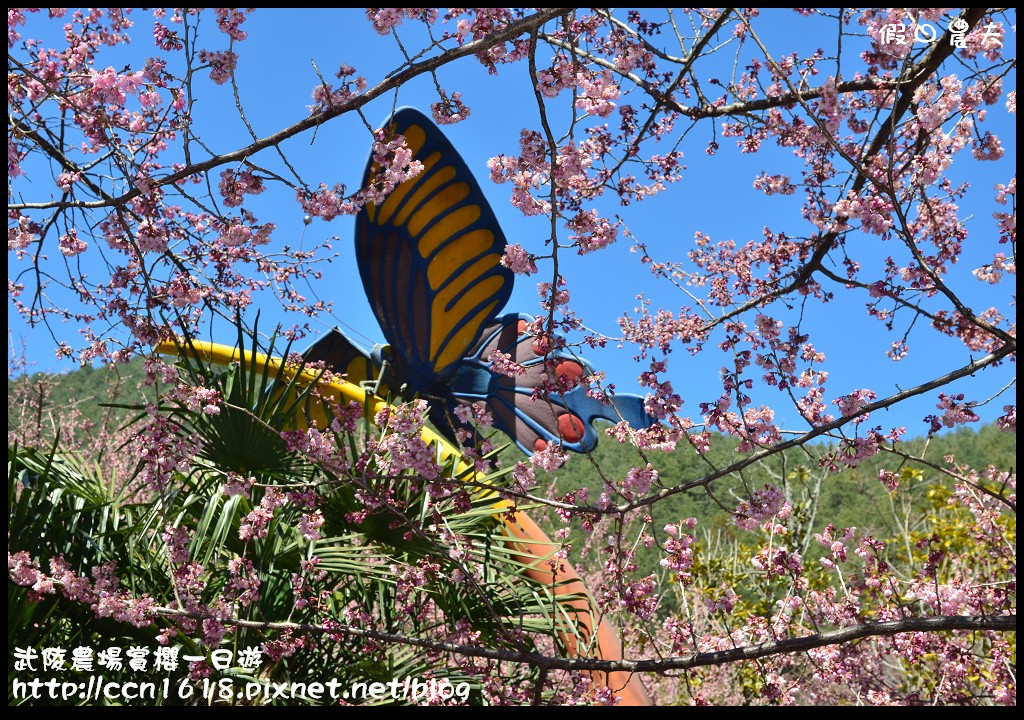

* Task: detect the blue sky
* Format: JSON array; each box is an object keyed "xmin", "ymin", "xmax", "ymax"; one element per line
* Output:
[{"xmin": 8, "ymin": 8, "xmax": 1017, "ymax": 436}]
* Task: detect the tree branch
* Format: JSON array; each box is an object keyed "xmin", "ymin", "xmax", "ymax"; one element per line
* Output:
[
  {"xmin": 620, "ymin": 345, "xmax": 1014, "ymax": 512},
  {"xmin": 153, "ymin": 606, "xmax": 1016, "ymax": 673},
  {"xmin": 8, "ymin": 8, "xmax": 569, "ymax": 213},
  {"xmin": 789, "ymin": 7, "xmax": 991, "ymax": 288}
]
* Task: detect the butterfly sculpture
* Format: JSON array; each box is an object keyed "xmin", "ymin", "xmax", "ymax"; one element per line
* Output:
[{"xmin": 305, "ymin": 108, "xmax": 655, "ymax": 455}]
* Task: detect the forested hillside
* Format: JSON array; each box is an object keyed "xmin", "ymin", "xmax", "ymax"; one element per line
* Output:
[
  {"xmin": 530, "ymin": 420, "xmax": 1014, "ymax": 601},
  {"xmin": 8, "ymin": 359, "xmax": 152, "ymax": 445}
]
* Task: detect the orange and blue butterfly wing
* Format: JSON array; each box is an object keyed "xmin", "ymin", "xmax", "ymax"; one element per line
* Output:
[
  {"xmin": 452, "ymin": 313, "xmax": 658, "ymax": 455},
  {"xmin": 355, "ymin": 108, "xmax": 513, "ymax": 394},
  {"xmin": 350, "ymin": 110, "xmax": 653, "ymax": 456}
]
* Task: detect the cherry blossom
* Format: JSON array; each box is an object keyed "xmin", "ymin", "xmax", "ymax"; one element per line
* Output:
[{"xmin": 6, "ymin": 7, "xmax": 1015, "ymax": 706}]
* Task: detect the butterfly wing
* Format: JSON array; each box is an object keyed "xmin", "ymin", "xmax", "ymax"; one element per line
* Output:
[
  {"xmin": 351, "ymin": 110, "xmax": 653, "ymax": 456},
  {"xmin": 451, "ymin": 313, "xmax": 658, "ymax": 455},
  {"xmin": 354, "ymin": 107, "xmax": 513, "ymax": 396}
]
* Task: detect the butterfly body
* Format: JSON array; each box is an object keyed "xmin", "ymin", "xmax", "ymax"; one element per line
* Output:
[
  {"xmin": 305, "ymin": 108, "xmax": 657, "ymax": 456},
  {"xmin": 449, "ymin": 361, "xmax": 498, "ymax": 399}
]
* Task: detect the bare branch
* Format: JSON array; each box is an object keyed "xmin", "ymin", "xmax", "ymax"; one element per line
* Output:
[
  {"xmin": 153, "ymin": 606, "xmax": 1016, "ymax": 673},
  {"xmin": 9, "ymin": 8, "xmax": 569, "ymax": 213}
]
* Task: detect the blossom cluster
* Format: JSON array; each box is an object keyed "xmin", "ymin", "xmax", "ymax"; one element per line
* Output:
[{"xmin": 6, "ymin": 6, "xmax": 1016, "ymax": 706}]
